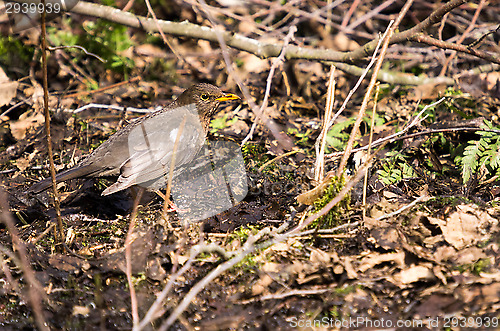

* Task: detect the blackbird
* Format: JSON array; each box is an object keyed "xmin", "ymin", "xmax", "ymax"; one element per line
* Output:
[{"xmin": 29, "ymin": 83, "xmax": 239, "ymax": 195}]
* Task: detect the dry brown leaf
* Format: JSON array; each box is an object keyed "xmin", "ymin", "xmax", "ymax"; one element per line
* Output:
[
  {"xmin": 261, "ymin": 262, "xmax": 281, "ymax": 273},
  {"xmin": 48, "ymin": 254, "xmax": 91, "ymax": 274},
  {"xmin": 331, "ymin": 33, "xmax": 360, "ymax": 51},
  {"xmin": 394, "ymin": 265, "xmax": 435, "ymax": 285},
  {"xmin": 342, "ymin": 256, "xmax": 358, "ymax": 279},
  {"xmin": 252, "ymin": 274, "xmax": 273, "ymax": 296},
  {"xmin": 431, "ymin": 205, "xmax": 498, "ymax": 249},
  {"xmin": 309, "ymin": 248, "xmax": 331, "ymax": 264},
  {"xmin": 358, "ymin": 252, "xmax": 405, "ymax": 273},
  {"xmin": 0, "ymin": 67, "xmax": 17, "ymax": 107},
  {"xmin": 0, "ymin": 82, "xmax": 18, "ymax": 108},
  {"xmin": 239, "ymin": 53, "xmax": 269, "ymax": 73},
  {"xmin": 407, "ymin": 82, "xmax": 447, "ymax": 101},
  {"xmin": 9, "ymin": 111, "xmax": 44, "ymax": 140},
  {"xmin": 369, "ymin": 227, "xmax": 400, "ymax": 250},
  {"xmin": 433, "ymin": 245, "xmax": 457, "ymax": 263},
  {"xmin": 14, "ymin": 150, "xmax": 37, "ymax": 171},
  {"xmin": 449, "ymin": 247, "xmax": 487, "ymax": 265}
]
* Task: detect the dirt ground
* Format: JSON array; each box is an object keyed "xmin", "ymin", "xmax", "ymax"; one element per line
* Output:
[{"xmin": 1, "ymin": 0, "xmax": 500, "ymax": 330}]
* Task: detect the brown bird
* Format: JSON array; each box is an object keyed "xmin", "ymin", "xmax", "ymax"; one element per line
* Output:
[{"xmin": 29, "ymin": 83, "xmax": 239, "ymax": 195}]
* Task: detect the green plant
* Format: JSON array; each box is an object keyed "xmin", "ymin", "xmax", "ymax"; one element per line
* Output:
[
  {"xmin": 210, "ymin": 114, "xmax": 238, "ymax": 133},
  {"xmin": 0, "ymin": 36, "xmax": 35, "ymax": 75},
  {"xmin": 48, "ymin": 15, "xmax": 134, "ymax": 79},
  {"xmin": 325, "ymin": 117, "xmax": 355, "ymax": 151},
  {"xmin": 454, "ymin": 120, "xmax": 500, "ymax": 184},
  {"xmin": 288, "ymin": 127, "xmax": 313, "ymax": 147},
  {"xmin": 326, "ymin": 113, "xmax": 384, "ymax": 152},
  {"xmin": 377, "ymin": 151, "xmax": 418, "ymax": 185}
]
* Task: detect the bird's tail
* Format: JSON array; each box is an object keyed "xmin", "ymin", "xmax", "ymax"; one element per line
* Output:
[{"xmin": 27, "ymin": 165, "xmax": 94, "ymax": 194}]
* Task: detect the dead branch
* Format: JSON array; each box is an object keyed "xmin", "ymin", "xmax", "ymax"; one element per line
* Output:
[{"xmin": 68, "ymin": 0, "xmax": 499, "ymax": 66}]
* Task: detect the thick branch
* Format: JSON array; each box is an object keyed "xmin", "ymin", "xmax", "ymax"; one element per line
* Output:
[
  {"xmin": 70, "ymin": 1, "xmax": 345, "ymax": 61},
  {"xmin": 69, "ymin": 0, "xmax": 499, "ymax": 65}
]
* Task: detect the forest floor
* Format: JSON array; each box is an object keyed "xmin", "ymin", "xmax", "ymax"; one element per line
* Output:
[{"xmin": 1, "ymin": 0, "xmax": 500, "ymax": 330}]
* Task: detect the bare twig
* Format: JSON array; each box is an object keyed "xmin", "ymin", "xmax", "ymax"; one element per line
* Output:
[
  {"xmin": 326, "ymin": 97, "xmax": 446, "ymax": 158},
  {"xmin": 65, "ymin": 76, "xmax": 140, "ymax": 99},
  {"xmin": 314, "ymin": 65, "xmax": 336, "ymax": 182},
  {"xmin": 135, "ymin": 243, "xmax": 232, "ymax": 330},
  {"xmin": 73, "ymin": 103, "xmax": 158, "ymax": 114},
  {"xmin": 158, "ymin": 226, "xmax": 278, "ymax": 330},
  {"xmin": 363, "ymin": 84, "xmax": 380, "ymax": 220},
  {"xmin": 346, "ymin": 0, "xmax": 397, "ymax": 32},
  {"xmin": 410, "ymin": 33, "xmax": 498, "ymax": 65},
  {"xmin": 258, "ymin": 150, "xmax": 303, "ymax": 172},
  {"xmin": 0, "ymin": 191, "xmax": 49, "ymax": 331},
  {"xmin": 374, "ymin": 195, "xmax": 430, "ymax": 221},
  {"xmin": 340, "ymin": 0, "xmax": 360, "ymax": 28},
  {"xmin": 439, "ymin": 0, "xmax": 487, "ymax": 76},
  {"xmin": 294, "ymin": 143, "xmax": 387, "ymax": 233},
  {"xmin": 195, "ymin": 0, "xmax": 261, "ymax": 142},
  {"xmin": 241, "ymin": 25, "xmax": 297, "ymax": 145},
  {"xmin": 327, "ymin": 38, "xmax": 387, "ymax": 131},
  {"xmin": 162, "ymin": 115, "xmax": 187, "ymax": 217},
  {"xmin": 47, "ymin": 45, "xmax": 105, "ymax": 62},
  {"xmin": 143, "ymin": 0, "xmax": 184, "ymax": 64},
  {"xmin": 331, "ymin": 62, "xmax": 454, "ymax": 86},
  {"xmin": 336, "ymin": 19, "xmax": 396, "ymax": 177},
  {"xmin": 41, "ymin": 0, "xmax": 64, "ymax": 243},
  {"xmin": 337, "ymin": 0, "xmax": 415, "ymax": 177},
  {"xmin": 125, "ymin": 187, "xmax": 144, "ymax": 327}
]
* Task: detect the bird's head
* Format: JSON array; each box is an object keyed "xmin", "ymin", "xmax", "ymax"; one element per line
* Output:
[{"xmin": 176, "ymin": 83, "xmax": 240, "ymax": 118}]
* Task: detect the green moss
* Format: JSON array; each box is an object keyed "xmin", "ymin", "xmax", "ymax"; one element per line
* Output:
[
  {"xmin": 242, "ymin": 143, "xmax": 271, "ymax": 167},
  {"xmin": 311, "ymin": 175, "xmax": 350, "ymax": 228}
]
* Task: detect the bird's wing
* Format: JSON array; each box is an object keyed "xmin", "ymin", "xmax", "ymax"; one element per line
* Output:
[{"xmin": 102, "ymin": 105, "xmax": 206, "ymax": 195}]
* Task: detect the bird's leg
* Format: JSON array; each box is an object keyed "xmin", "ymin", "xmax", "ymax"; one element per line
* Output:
[{"xmin": 154, "ymin": 190, "xmax": 187, "ymax": 212}]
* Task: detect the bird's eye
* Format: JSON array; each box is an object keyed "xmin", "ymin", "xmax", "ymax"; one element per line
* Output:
[{"xmin": 200, "ymin": 94, "xmax": 209, "ymax": 101}]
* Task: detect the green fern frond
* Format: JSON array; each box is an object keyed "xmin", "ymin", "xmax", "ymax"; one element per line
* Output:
[{"xmin": 457, "ymin": 120, "xmax": 500, "ymax": 184}]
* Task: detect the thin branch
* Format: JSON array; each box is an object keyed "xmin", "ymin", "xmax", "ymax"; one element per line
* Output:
[
  {"xmin": 326, "ymin": 97, "xmax": 446, "ymax": 158},
  {"xmin": 241, "ymin": 25, "xmax": 297, "ymax": 145},
  {"xmin": 41, "ymin": 0, "xmax": 64, "ymax": 243},
  {"xmin": 158, "ymin": 226, "xmax": 277, "ymax": 330},
  {"xmin": 0, "ymin": 191, "xmax": 49, "ymax": 331},
  {"xmin": 314, "ymin": 65, "xmax": 336, "ymax": 182},
  {"xmin": 135, "ymin": 243, "xmax": 232, "ymax": 330},
  {"xmin": 143, "ymin": 0, "xmax": 185, "ymax": 64},
  {"xmin": 439, "ymin": 0, "xmax": 487, "ymax": 76},
  {"xmin": 125, "ymin": 188, "xmax": 144, "ymax": 327},
  {"xmin": 337, "ymin": 18, "xmax": 396, "ymax": 176},
  {"xmin": 410, "ymin": 34, "xmax": 499, "ymax": 65},
  {"xmin": 47, "ymin": 45, "xmax": 105, "ymax": 62},
  {"xmin": 73, "ymin": 103, "xmax": 158, "ymax": 114},
  {"xmin": 375, "ymin": 195, "xmax": 430, "ymax": 221}
]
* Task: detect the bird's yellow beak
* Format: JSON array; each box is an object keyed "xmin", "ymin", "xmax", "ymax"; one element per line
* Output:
[{"xmin": 216, "ymin": 93, "xmax": 240, "ymax": 102}]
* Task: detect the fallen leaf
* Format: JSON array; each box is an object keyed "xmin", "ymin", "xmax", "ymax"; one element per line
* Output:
[
  {"xmin": 358, "ymin": 252, "xmax": 405, "ymax": 273},
  {"xmin": 394, "ymin": 265, "xmax": 435, "ymax": 284}
]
